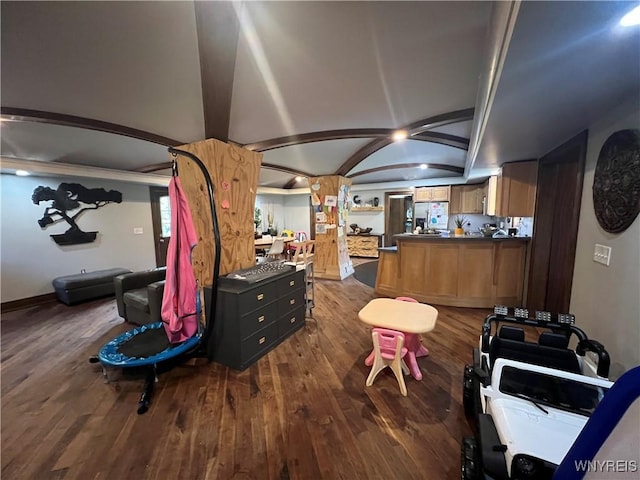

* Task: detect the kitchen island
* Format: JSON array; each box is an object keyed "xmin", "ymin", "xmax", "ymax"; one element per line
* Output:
[{"xmin": 375, "ymin": 234, "xmax": 530, "ymax": 308}]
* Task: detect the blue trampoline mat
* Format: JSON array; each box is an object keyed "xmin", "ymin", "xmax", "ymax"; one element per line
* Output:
[{"xmin": 99, "ymin": 321, "xmax": 202, "ymax": 368}]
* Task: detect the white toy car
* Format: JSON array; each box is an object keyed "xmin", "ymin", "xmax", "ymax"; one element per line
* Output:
[{"xmin": 461, "ymin": 307, "xmax": 612, "ymax": 480}]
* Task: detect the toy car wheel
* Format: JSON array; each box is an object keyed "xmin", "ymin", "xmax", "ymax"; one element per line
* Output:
[
  {"xmin": 461, "ymin": 436, "xmax": 480, "ymax": 480},
  {"xmin": 463, "ymin": 364, "xmax": 479, "ymax": 420}
]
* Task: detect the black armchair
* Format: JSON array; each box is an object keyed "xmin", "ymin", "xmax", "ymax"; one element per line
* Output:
[{"xmin": 114, "ymin": 267, "xmax": 166, "ymax": 326}]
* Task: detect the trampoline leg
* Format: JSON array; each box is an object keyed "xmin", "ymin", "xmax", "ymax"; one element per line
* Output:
[
  {"xmin": 137, "ymin": 366, "xmax": 156, "ymax": 415},
  {"xmin": 101, "ymin": 365, "xmax": 110, "ymax": 384}
]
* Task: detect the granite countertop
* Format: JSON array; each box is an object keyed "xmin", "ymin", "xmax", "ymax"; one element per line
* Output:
[{"xmin": 393, "ymin": 233, "xmax": 531, "ymax": 241}]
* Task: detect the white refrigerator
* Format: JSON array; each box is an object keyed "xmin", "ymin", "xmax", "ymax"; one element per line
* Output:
[{"xmin": 415, "ymin": 201, "xmax": 449, "ymax": 230}]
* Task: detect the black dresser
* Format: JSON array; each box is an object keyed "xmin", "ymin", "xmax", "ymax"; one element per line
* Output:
[{"xmin": 205, "ymin": 264, "xmax": 306, "ymax": 370}]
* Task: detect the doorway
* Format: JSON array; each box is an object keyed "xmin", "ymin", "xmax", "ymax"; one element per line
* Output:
[
  {"xmin": 527, "ymin": 130, "xmax": 588, "ymax": 313},
  {"xmin": 385, "ymin": 191, "xmax": 413, "ymax": 246},
  {"xmin": 150, "ymin": 186, "xmax": 170, "ymax": 267}
]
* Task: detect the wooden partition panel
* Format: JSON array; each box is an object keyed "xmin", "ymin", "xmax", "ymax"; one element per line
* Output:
[
  {"xmin": 174, "ymin": 138, "xmax": 262, "ymax": 289},
  {"xmin": 308, "ymin": 176, "xmax": 354, "ymax": 280}
]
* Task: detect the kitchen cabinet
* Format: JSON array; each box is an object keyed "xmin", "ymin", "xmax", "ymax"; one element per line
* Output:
[
  {"xmin": 414, "ymin": 186, "xmax": 450, "ymax": 202},
  {"xmin": 488, "ymin": 160, "xmax": 538, "ymax": 217},
  {"xmin": 450, "ymin": 184, "xmax": 485, "ymax": 214},
  {"xmin": 376, "ymin": 236, "xmax": 529, "ymax": 308}
]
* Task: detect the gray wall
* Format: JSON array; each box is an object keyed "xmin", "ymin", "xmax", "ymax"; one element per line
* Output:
[
  {"xmin": 570, "ymin": 100, "xmax": 640, "ymax": 379},
  {"xmin": 1, "ymin": 174, "xmax": 157, "ymax": 302}
]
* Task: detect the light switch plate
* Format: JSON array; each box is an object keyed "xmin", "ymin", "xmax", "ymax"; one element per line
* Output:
[
  {"xmin": 133, "ymin": 227, "xmax": 144, "ymax": 235},
  {"xmin": 593, "ymin": 243, "xmax": 611, "ymax": 266}
]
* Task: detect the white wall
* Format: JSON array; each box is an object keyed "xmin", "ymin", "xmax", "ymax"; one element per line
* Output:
[
  {"xmin": 1, "ymin": 174, "xmax": 156, "ymax": 302},
  {"xmin": 283, "ymin": 194, "xmax": 312, "ymax": 235},
  {"xmin": 348, "ymin": 188, "xmax": 386, "ymax": 234},
  {"xmin": 570, "ymin": 100, "xmax": 640, "ymax": 379}
]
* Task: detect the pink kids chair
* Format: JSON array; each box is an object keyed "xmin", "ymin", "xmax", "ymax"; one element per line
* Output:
[{"xmin": 366, "ymin": 328, "xmax": 410, "ymax": 396}]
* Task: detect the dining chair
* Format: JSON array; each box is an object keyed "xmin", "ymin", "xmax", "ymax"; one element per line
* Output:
[
  {"xmin": 288, "ymin": 231, "xmax": 308, "ymax": 258},
  {"xmin": 266, "ymin": 237, "xmax": 285, "ymax": 260},
  {"xmin": 366, "ymin": 328, "xmax": 410, "ymax": 396}
]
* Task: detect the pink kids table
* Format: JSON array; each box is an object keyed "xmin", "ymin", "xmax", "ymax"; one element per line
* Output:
[{"xmin": 358, "ymin": 298, "xmax": 438, "ymax": 381}]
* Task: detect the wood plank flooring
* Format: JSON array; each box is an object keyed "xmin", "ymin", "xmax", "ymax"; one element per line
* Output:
[{"xmin": 1, "ymin": 263, "xmax": 491, "ymax": 480}]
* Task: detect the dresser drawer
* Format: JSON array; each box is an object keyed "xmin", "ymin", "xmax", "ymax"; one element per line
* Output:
[
  {"xmin": 240, "ymin": 321, "xmax": 279, "ymax": 362},
  {"xmin": 279, "ymin": 306, "xmax": 306, "ymax": 338},
  {"xmin": 239, "ymin": 301, "xmax": 278, "ymax": 340},
  {"xmin": 276, "ymin": 270, "xmax": 304, "ymax": 295},
  {"xmin": 237, "ymin": 282, "xmax": 278, "ymax": 317},
  {"xmin": 278, "ymin": 287, "xmax": 305, "ymax": 316}
]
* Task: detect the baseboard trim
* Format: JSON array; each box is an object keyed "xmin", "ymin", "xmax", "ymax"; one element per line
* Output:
[{"xmin": 1, "ymin": 293, "xmax": 58, "ymax": 313}]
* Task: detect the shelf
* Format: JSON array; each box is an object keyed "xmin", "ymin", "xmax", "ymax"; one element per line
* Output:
[{"xmin": 350, "ymin": 207, "xmax": 384, "ymax": 212}]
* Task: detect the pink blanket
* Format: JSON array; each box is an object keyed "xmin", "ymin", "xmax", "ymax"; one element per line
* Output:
[{"xmin": 161, "ymin": 176, "xmax": 199, "ymax": 343}]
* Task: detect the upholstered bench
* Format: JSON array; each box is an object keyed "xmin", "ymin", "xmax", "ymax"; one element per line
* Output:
[{"xmin": 52, "ymin": 267, "xmax": 132, "ymax": 305}]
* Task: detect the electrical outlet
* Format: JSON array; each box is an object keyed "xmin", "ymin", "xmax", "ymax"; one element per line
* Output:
[{"xmin": 593, "ymin": 244, "xmax": 611, "ymax": 266}]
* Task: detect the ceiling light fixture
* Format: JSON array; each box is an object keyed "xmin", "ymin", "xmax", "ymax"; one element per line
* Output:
[
  {"xmin": 420, "ymin": 164, "xmax": 428, "ymax": 170},
  {"xmin": 15, "ymin": 169, "xmax": 31, "ymax": 176},
  {"xmin": 392, "ymin": 130, "xmax": 408, "ymax": 141},
  {"xmin": 295, "ymin": 176, "xmax": 303, "ymax": 182},
  {"xmin": 620, "ymin": 5, "xmax": 640, "ymax": 26}
]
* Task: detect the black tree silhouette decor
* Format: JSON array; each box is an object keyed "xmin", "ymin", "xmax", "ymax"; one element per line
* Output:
[{"xmin": 32, "ymin": 183, "xmax": 123, "ymax": 245}]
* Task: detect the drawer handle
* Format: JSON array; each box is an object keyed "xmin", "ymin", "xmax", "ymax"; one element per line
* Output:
[
  {"xmin": 290, "ymin": 299, "xmax": 295, "ymax": 305},
  {"xmin": 257, "ymin": 293, "xmax": 264, "ymax": 301},
  {"xmin": 289, "ymin": 280, "xmax": 295, "ymax": 286},
  {"xmin": 290, "ymin": 317, "xmax": 296, "ymax": 324},
  {"xmin": 259, "ymin": 336, "xmax": 266, "ymax": 345},
  {"xmin": 258, "ymin": 315, "xmax": 265, "ymax": 323}
]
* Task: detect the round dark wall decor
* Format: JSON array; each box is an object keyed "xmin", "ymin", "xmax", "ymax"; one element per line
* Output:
[{"xmin": 592, "ymin": 129, "xmax": 640, "ymax": 233}]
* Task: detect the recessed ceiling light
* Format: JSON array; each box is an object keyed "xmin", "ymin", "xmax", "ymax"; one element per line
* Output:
[
  {"xmin": 420, "ymin": 164, "xmax": 428, "ymax": 170},
  {"xmin": 15, "ymin": 170, "xmax": 30, "ymax": 176},
  {"xmin": 620, "ymin": 5, "xmax": 640, "ymax": 26},
  {"xmin": 392, "ymin": 130, "xmax": 408, "ymax": 141},
  {"xmin": 295, "ymin": 176, "xmax": 303, "ymax": 182}
]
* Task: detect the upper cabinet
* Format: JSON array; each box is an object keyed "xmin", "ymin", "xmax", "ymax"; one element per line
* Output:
[
  {"xmin": 415, "ymin": 185, "xmax": 450, "ymax": 203},
  {"xmin": 492, "ymin": 160, "xmax": 538, "ymax": 217},
  {"xmin": 450, "ymin": 184, "xmax": 486, "ymax": 214}
]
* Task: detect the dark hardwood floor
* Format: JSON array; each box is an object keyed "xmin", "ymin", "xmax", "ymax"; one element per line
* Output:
[{"xmin": 1, "ymin": 264, "xmax": 490, "ymax": 480}]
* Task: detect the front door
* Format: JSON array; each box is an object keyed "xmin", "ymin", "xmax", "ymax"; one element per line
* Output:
[{"xmin": 150, "ymin": 186, "xmax": 171, "ymax": 267}]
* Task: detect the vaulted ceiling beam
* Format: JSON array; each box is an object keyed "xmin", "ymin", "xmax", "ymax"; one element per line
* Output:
[
  {"xmin": 336, "ymin": 108, "xmax": 475, "ymax": 176},
  {"xmin": 0, "ymin": 107, "xmax": 182, "ymax": 146},
  {"xmin": 194, "ymin": 2, "xmax": 240, "ymax": 141},
  {"xmin": 347, "ymin": 163, "xmax": 464, "ymax": 179}
]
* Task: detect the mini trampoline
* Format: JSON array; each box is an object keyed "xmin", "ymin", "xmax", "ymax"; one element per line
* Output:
[{"xmin": 90, "ymin": 147, "xmax": 221, "ymax": 414}]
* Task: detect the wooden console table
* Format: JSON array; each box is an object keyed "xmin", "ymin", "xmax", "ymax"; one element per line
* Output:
[{"xmin": 347, "ymin": 234, "xmax": 383, "ymax": 258}]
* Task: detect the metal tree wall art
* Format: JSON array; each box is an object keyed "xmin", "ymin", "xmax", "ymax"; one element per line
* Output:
[{"xmin": 32, "ymin": 182, "xmax": 123, "ymax": 245}]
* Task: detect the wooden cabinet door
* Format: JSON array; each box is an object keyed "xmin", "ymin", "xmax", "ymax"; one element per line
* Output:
[
  {"xmin": 496, "ymin": 160, "xmax": 538, "ymax": 217},
  {"xmin": 449, "ymin": 186, "xmax": 463, "ymax": 214},
  {"xmin": 505, "ymin": 160, "xmax": 538, "ymax": 217},
  {"xmin": 431, "ymin": 186, "xmax": 450, "ymax": 202},
  {"xmin": 414, "ymin": 187, "xmax": 432, "ymax": 202},
  {"xmin": 460, "ymin": 185, "xmax": 480, "ymax": 213}
]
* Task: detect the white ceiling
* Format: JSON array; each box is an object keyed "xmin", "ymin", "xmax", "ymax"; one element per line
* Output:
[{"xmin": 1, "ymin": 1, "xmax": 639, "ymax": 190}]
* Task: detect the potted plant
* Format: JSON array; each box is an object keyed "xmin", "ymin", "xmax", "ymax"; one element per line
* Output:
[
  {"xmin": 454, "ymin": 215, "xmax": 467, "ymax": 236},
  {"xmin": 254, "ymin": 207, "xmax": 262, "ymax": 238}
]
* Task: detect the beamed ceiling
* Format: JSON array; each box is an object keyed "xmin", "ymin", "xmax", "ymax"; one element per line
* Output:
[{"xmin": 1, "ymin": 1, "xmax": 639, "ymax": 191}]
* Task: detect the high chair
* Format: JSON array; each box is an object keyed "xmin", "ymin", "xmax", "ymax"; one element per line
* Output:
[{"xmin": 366, "ymin": 328, "xmax": 410, "ymax": 396}]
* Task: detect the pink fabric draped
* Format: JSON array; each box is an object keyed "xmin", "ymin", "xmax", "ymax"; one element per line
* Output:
[{"xmin": 161, "ymin": 176, "xmax": 199, "ymax": 343}]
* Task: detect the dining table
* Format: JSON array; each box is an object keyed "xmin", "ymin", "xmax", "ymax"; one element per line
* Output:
[
  {"xmin": 358, "ymin": 297, "xmax": 438, "ymax": 380},
  {"xmin": 254, "ymin": 236, "xmax": 295, "ymax": 257}
]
